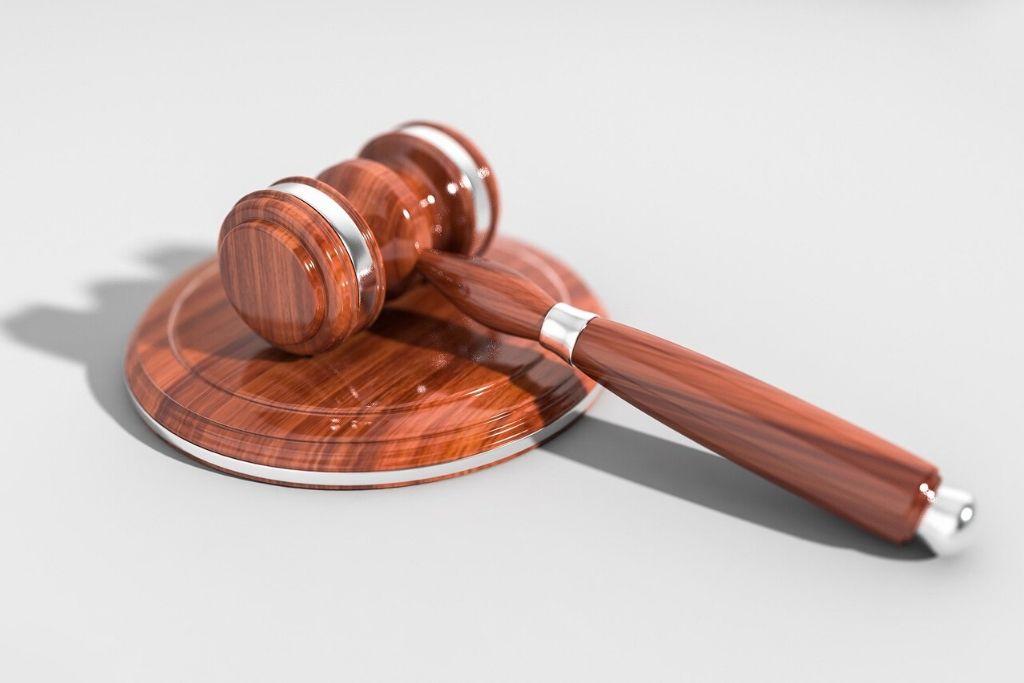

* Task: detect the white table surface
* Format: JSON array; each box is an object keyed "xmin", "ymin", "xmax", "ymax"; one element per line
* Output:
[{"xmin": 2, "ymin": 2, "xmax": 1021, "ymax": 681}]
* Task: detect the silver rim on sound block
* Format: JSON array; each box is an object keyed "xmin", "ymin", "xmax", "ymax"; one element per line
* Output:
[{"xmin": 127, "ymin": 386, "xmax": 599, "ymax": 487}]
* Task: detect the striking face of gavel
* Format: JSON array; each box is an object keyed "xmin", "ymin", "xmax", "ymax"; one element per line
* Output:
[{"xmin": 218, "ymin": 122, "xmax": 974, "ymax": 554}]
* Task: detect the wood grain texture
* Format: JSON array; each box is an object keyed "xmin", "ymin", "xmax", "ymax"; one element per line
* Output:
[
  {"xmin": 571, "ymin": 319, "xmax": 939, "ymax": 543},
  {"xmin": 220, "ymin": 123, "xmax": 498, "ymax": 355},
  {"xmin": 125, "ymin": 238, "xmax": 603, "ymax": 488},
  {"xmin": 417, "ymin": 250, "xmax": 556, "ymax": 338},
  {"xmin": 402, "ymin": 120, "xmax": 501, "ymax": 255},
  {"xmin": 359, "ymin": 130, "xmax": 482, "ymax": 255},
  {"xmin": 317, "ymin": 158, "xmax": 433, "ymax": 296},
  {"xmin": 408, "ymin": 250, "xmax": 940, "ymax": 542},
  {"xmin": 219, "ymin": 221, "xmax": 326, "ymax": 346},
  {"xmin": 218, "ymin": 176, "xmax": 385, "ymax": 356}
]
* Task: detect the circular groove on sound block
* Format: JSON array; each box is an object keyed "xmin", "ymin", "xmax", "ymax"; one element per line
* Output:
[{"xmin": 125, "ymin": 237, "xmax": 604, "ymax": 488}]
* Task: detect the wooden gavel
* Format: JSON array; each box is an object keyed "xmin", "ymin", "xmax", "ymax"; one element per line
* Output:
[{"xmin": 217, "ymin": 122, "xmax": 974, "ymax": 553}]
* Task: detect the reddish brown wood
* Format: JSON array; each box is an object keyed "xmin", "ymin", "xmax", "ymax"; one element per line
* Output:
[
  {"xmin": 219, "ymin": 221, "xmax": 326, "ymax": 346},
  {"xmin": 219, "ymin": 123, "xmax": 499, "ymax": 355},
  {"xmin": 571, "ymin": 319, "xmax": 939, "ymax": 543},
  {"xmin": 218, "ymin": 176, "xmax": 385, "ymax": 355},
  {"xmin": 317, "ymin": 158, "xmax": 433, "ymax": 296},
  {"xmin": 414, "ymin": 250, "xmax": 940, "ymax": 543},
  {"xmin": 125, "ymin": 238, "xmax": 603, "ymax": 487},
  {"xmin": 359, "ymin": 127, "xmax": 492, "ymax": 255},
  {"xmin": 402, "ymin": 120, "xmax": 501, "ymax": 255},
  {"xmin": 213, "ymin": 120, "xmax": 941, "ymax": 541},
  {"xmin": 416, "ymin": 250, "xmax": 555, "ymax": 338}
]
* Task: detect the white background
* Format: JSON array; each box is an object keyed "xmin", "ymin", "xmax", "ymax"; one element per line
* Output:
[{"xmin": 2, "ymin": 1, "xmax": 1021, "ymax": 680}]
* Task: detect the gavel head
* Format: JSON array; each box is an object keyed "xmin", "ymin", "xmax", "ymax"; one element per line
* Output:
[{"xmin": 217, "ymin": 122, "xmax": 500, "ymax": 355}]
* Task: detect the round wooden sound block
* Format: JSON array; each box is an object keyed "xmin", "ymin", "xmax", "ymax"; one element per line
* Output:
[{"xmin": 125, "ymin": 238, "xmax": 603, "ymax": 488}]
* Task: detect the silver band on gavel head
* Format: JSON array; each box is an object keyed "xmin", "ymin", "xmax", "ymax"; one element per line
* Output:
[
  {"xmin": 397, "ymin": 123, "xmax": 495, "ymax": 239},
  {"xmin": 269, "ymin": 181, "xmax": 380, "ymax": 320}
]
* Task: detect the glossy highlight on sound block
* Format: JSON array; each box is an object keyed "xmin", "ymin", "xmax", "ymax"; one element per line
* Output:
[{"xmin": 126, "ymin": 238, "xmax": 604, "ymax": 487}]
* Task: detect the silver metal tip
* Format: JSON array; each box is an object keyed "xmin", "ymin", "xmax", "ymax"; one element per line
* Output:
[{"xmin": 916, "ymin": 485, "xmax": 975, "ymax": 556}]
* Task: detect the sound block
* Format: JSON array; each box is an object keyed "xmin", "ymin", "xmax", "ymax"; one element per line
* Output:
[{"xmin": 125, "ymin": 238, "xmax": 603, "ymax": 488}]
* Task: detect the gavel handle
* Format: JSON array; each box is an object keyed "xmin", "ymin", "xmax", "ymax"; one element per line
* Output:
[
  {"xmin": 572, "ymin": 315, "xmax": 938, "ymax": 543},
  {"xmin": 416, "ymin": 250, "xmax": 974, "ymax": 551}
]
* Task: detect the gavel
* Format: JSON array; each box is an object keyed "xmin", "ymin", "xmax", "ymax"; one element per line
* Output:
[{"xmin": 217, "ymin": 122, "xmax": 974, "ymax": 554}]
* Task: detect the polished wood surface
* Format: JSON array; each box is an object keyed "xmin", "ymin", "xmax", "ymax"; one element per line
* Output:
[
  {"xmin": 359, "ymin": 126, "xmax": 493, "ymax": 255},
  {"xmin": 214, "ymin": 120, "xmax": 939, "ymax": 541},
  {"xmin": 572, "ymin": 319, "xmax": 938, "ymax": 543},
  {"xmin": 417, "ymin": 249, "xmax": 554, "ymax": 338},
  {"xmin": 317, "ymin": 158, "xmax": 432, "ymax": 296},
  {"xmin": 125, "ymin": 238, "xmax": 603, "ymax": 488},
  {"xmin": 218, "ymin": 176, "xmax": 385, "ymax": 355},
  {"xmin": 415, "ymin": 250, "xmax": 939, "ymax": 543},
  {"xmin": 219, "ymin": 221, "xmax": 326, "ymax": 346},
  {"xmin": 402, "ymin": 120, "xmax": 500, "ymax": 256},
  {"xmin": 219, "ymin": 122, "xmax": 498, "ymax": 354}
]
